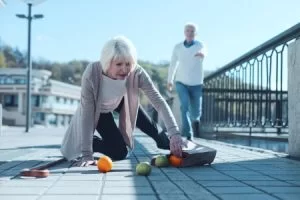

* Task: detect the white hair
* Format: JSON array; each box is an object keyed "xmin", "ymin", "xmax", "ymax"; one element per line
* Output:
[
  {"xmin": 100, "ymin": 36, "xmax": 137, "ymax": 72},
  {"xmin": 184, "ymin": 22, "xmax": 198, "ymax": 32}
]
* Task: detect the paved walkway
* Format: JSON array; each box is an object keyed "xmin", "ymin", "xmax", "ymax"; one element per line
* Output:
[{"xmin": 0, "ymin": 127, "xmax": 300, "ymax": 200}]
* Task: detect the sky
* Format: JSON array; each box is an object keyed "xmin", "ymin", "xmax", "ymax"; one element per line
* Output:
[{"xmin": 0, "ymin": 0, "xmax": 300, "ymax": 71}]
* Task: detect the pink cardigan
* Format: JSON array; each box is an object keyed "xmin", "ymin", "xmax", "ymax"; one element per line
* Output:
[{"xmin": 60, "ymin": 62, "xmax": 180, "ymax": 160}]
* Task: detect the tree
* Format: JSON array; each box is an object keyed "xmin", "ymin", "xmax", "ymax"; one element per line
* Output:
[
  {"xmin": 51, "ymin": 63, "xmax": 62, "ymax": 81},
  {"xmin": 3, "ymin": 46, "xmax": 17, "ymax": 68},
  {"xmin": 0, "ymin": 51, "xmax": 6, "ymax": 67},
  {"xmin": 14, "ymin": 48, "xmax": 25, "ymax": 68}
]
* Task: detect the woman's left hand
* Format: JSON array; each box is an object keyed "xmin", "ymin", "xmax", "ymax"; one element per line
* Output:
[{"xmin": 170, "ymin": 134, "xmax": 186, "ymax": 157}]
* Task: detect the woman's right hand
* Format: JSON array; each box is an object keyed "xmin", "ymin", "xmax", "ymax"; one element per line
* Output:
[
  {"xmin": 170, "ymin": 134, "xmax": 186, "ymax": 157},
  {"xmin": 72, "ymin": 156, "xmax": 97, "ymax": 167}
]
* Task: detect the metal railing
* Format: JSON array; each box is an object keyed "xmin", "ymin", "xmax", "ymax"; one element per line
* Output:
[{"xmin": 202, "ymin": 23, "xmax": 300, "ymax": 134}]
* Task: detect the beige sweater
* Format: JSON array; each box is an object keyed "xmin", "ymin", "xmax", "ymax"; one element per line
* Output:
[{"xmin": 60, "ymin": 61, "xmax": 180, "ymax": 161}]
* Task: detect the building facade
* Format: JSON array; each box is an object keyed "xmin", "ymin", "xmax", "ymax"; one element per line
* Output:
[{"xmin": 0, "ymin": 68, "xmax": 81, "ymax": 126}]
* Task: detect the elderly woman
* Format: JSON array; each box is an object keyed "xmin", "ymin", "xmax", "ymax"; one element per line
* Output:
[{"xmin": 60, "ymin": 36, "xmax": 184, "ymax": 167}]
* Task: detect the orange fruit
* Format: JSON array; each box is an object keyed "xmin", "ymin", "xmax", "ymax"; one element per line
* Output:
[
  {"xmin": 169, "ymin": 155, "xmax": 182, "ymax": 167},
  {"xmin": 97, "ymin": 156, "xmax": 113, "ymax": 173}
]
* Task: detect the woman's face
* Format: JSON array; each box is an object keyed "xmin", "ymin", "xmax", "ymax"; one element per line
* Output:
[{"xmin": 105, "ymin": 58, "xmax": 132, "ymax": 80}]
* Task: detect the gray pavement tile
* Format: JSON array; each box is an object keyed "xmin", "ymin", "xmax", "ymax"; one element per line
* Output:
[
  {"xmin": 262, "ymin": 170, "xmax": 300, "ymax": 175},
  {"xmin": 46, "ymin": 186, "xmax": 102, "ymax": 195},
  {"xmin": 186, "ymin": 172, "xmax": 225, "ymax": 177},
  {"xmin": 197, "ymin": 180, "xmax": 248, "ymax": 187},
  {"xmin": 105, "ymin": 171, "xmax": 136, "ymax": 176},
  {"xmin": 243, "ymin": 180, "xmax": 294, "ymax": 186},
  {"xmin": 105, "ymin": 175, "xmax": 147, "ymax": 181},
  {"xmin": 0, "ymin": 186, "xmax": 47, "ymax": 195},
  {"xmin": 274, "ymin": 194, "xmax": 300, "ymax": 200},
  {"xmin": 0, "ymin": 169, "xmax": 21, "ymax": 176},
  {"xmin": 62, "ymin": 170, "xmax": 100, "ymax": 176},
  {"xmin": 101, "ymin": 195, "xmax": 158, "ymax": 200},
  {"xmin": 180, "ymin": 167, "xmax": 218, "ymax": 173},
  {"xmin": 148, "ymin": 175, "xmax": 168, "ymax": 181},
  {"xmin": 221, "ymin": 171, "xmax": 263, "ymax": 176},
  {"xmin": 230, "ymin": 175, "xmax": 276, "ymax": 181},
  {"xmin": 160, "ymin": 168, "xmax": 182, "ymax": 173},
  {"xmin": 272, "ymin": 175, "xmax": 300, "ymax": 181},
  {"xmin": 67, "ymin": 166, "xmax": 97, "ymax": 172},
  {"xmin": 207, "ymin": 186, "xmax": 262, "ymax": 194},
  {"xmin": 187, "ymin": 194, "xmax": 219, "ymax": 200},
  {"xmin": 151, "ymin": 181, "xmax": 183, "ymax": 194},
  {"xmin": 219, "ymin": 194, "xmax": 278, "ymax": 200},
  {"xmin": 158, "ymin": 195, "xmax": 189, "ymax": 200},
  {"xmin": 260, "ymin": 186, "xmax": 300, "ymax": 194},
  {"xmin": 2, "ymin": 180, "xmax": 54, "ymax": 187},
  {"xmin": 192, "ymin": 175, "xmax": 235, "ymax": 181},
  {"xmin": 102, "ymin": 187, "xmax": 154, "ymax": 195},
  {"xmin": 109, "ymin": 165, "xmax": 135, "ymax": 171},
  {"xmin": 287, "ymin": 181, "xmax": 300, "ymax": 186},
  {"xmin": 39, "ymin": 195, "xmax": 99, "ymax": 200},
  {"xmin": 17, "ymin": 175, "xmax": 61, "ymax": 181},
  {"xmin": 175, "ymin": 181, "xmax": 212, "ymax": 194},
  {"xmin": 0, "ymin": 195, "xmax": 38, "ymax": 200},
  {"xmin": 104, "ymin": 180, "xmax": 151, "ymax": 187},
  {"xmin": 167, "ymin": 175, "xmax": 192, "ymax": 181},
  {"xmin": 212, "ymin": 165, "xmax": 248, "ymax": 171},
  {"xmin": 59, "ymin": 174, "xmax": 103, "ymax": 181},
  {"xmin": 0, "ymin": 177, "xmax": 12, "ymax": 181},
  {"xmin": 0, "ymin": 160, "xmax": 20, "ymax": 169},
  {"xmin": 53, "ymin": 180, "xmax": 101, "ymax": 187},
  {"xmin": 10, "ymin": 161, "xmax": 43, "ymax": 170}
]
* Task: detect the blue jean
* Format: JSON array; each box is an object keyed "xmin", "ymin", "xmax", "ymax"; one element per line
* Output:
[{"xmin": 175, "ymin": 82, "xmax": 203, "ymax": 138}]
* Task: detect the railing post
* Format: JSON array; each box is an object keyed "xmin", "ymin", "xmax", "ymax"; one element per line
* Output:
[{"xmin": 288, "ymin": 38, "xmax": 300, "ymax": 158}]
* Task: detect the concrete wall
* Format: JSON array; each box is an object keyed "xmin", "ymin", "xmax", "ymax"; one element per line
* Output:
[
  {"xmin": 288, "ymin": 39, "xmax": 300, "ymax": 158},
  {"xmin": 2, "ymin": 108, "xmax": 26, "ymax": 126}
]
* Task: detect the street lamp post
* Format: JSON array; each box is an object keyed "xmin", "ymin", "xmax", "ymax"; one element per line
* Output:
[{"xmin": 16, "ymin": 0, "xmax": 45, "ymax": 132}]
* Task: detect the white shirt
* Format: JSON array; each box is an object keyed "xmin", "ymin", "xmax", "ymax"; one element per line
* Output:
[
  {"xmin": 168, "ymin": 41, "xmax": 206, "ymax": 86},
  {"xmin": 100, "ymin": 74, "xmax": 127, "ymax": 113}
]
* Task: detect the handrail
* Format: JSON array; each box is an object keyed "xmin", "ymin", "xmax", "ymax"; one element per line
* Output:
[{"xmin": 204, "ymin": 23, "xmax": 300, "ymax": 81}]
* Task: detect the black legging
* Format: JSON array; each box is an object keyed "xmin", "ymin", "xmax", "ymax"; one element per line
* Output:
[{"xmin": 93, "ymin": 98, "xmax": 163, "ymax": 160}]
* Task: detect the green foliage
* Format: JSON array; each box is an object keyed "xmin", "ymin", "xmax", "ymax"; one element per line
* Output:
[
  {"xmin": 0, "ymin": 43, "xmax": 169, "ymax": 96},
  {"xmin": 0, "ymin": 51, "xmax": 6, "ymax": 67}
]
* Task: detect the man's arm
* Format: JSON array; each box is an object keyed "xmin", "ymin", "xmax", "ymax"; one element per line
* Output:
[{"xmin": 195, "ymin": 42, "xmax": 207, "ymax": 57}]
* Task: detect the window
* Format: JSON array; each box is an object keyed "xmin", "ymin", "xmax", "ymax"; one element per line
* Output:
[
  {"xmin": 14, "ymin": 78, "xmax": 26, "ymax": 84},
  {"xmin": 41, "ymin": 95, "xmax": 48, "ymax": 103},
  {"xmin": 4, "ymin": 96, "xmax": 12, "ymax": 104},
  {"xmin": 40, "ymin": 113, "xmax": 45, "ymax": 121},
  {"xmin": 32, "ymin": 95, "xmax": 40, "ymax": 107},
  {"xmin": 4, "ymin": 95, "xmax": 18, "ymax": 107},
  {"xmin": 0, "ymin": 76, "xmax": 5, "ymax": 84},
  {"xmin": 56, "ymin": 96, "xmax": 60, "ymax": 102},
  {"xmin": 5, "ymin": 77, "xmax": 13, "ymax": 84}
]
